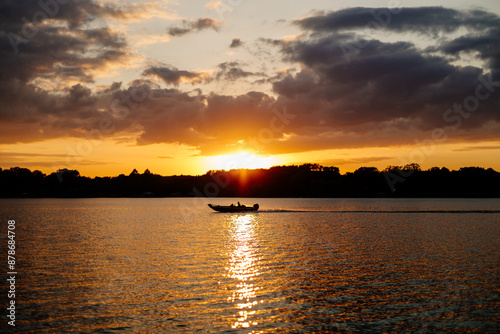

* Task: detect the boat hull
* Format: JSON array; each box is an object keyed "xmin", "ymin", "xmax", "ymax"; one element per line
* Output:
[{"xmin": 208, "ymin": 204, "xmax": 259, "ymax": 212}]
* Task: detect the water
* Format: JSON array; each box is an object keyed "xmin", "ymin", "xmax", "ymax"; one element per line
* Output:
[{"xmin": 0, "ymin": 198, "xmax": 499, "ymax": 333}]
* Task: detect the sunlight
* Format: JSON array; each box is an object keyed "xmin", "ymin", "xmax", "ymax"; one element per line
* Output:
[
  {"xmin": 225, "ymin": 215, "xmax": 262, "ymax": 329},
  {"xmin": 205, "ymin": 151, "xmax": 280, "ymax": 171}
]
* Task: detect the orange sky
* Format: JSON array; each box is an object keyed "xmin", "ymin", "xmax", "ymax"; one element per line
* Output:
[{"xmin": 1, "ymin": 1, "xmax": 500, "ymax": 177}]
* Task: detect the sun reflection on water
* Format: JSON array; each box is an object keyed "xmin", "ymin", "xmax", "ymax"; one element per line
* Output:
[{"xmin": 225, "ymin": 214, "xmax": 263, "ymax": 329}]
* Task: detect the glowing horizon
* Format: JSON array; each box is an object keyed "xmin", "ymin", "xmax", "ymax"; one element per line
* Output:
[{"xmin": 204, "ymin": 151, "xmax": 282, "ymax": 172}]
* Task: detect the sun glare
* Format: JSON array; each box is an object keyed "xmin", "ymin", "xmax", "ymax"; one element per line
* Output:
[{"xmin": 205, "ymin": 151, "xmax": 280, "ymax": 171}]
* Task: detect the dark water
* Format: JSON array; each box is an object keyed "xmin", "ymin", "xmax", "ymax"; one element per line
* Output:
[{"xmin": 0, "ymin": 198, "xmax": 499, "ymax": 333}]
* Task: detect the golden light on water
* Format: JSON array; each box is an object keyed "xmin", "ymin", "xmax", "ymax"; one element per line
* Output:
[
  {"xmin": 12, "ymin": 198, "xmax": 500, "ymax": 332},
  {"xmin": 225, "ymin": 214, "xmax": 263, "ymax": 329},
  {"xmin": 205, "ymin": 151, "xmax": 280, "ymax": 171}
]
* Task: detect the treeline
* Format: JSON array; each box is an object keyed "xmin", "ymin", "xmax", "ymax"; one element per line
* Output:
[{"xmin": 1, "ymin": 164, "xmax": 500, "ymax": 198}]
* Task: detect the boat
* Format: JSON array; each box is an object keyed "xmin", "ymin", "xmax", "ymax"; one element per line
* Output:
[{"xmin": 208, "ymin": 203, "xmax": 259, "ymax": 213}]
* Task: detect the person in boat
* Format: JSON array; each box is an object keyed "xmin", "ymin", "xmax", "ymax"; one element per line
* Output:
[
  {"xmin": 230, "ymin": 204, "xmax": 234, "ymax": 207},
  {"xmin": 237, "ymin": 202, "xmax": 241, "ymax": 207}
]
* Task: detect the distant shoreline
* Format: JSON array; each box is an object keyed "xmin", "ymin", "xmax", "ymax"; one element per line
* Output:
[{"xmin": 2, "ymin": 164, "xmax": 500, "ymax": 198}]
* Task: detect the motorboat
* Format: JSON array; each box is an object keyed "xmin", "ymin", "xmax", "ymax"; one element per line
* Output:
[{"xmin": 208, "ymin": 203, "xmax": 259, "ymax": 212}]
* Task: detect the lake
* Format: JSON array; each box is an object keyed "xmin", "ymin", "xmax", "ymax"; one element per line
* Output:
[{"xmin": 0, "ymin": 198, "xmax": 499, "ymax": 333}]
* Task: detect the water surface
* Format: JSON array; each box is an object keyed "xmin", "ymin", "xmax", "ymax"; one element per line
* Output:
[{"xmin": 0, "ymin": 198, "xmax": 498, "ymax": 333}]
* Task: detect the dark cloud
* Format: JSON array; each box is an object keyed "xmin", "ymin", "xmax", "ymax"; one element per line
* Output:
[
  {"xmin": 268, "ymin": 7, "xmax": 500, "ymax": 143},
  {"xmin": 108, "ymin": 86, "xmax": 281, "ymax": 155},
  {"xmin": 0, "ymin": 76, "xmax": 285, "ymax": 155},
  {"xmin": 295, "ymin": 7, "xmax": 498, "ymax": 35},
  {"xmin": 0, "ymin": 0, "xmax": 133, "ymax": 143},
  {"xmin": 1, "ymin": 26, "xmax": 127, "ymax": 83},
  {"xmin": 0, "ymin": 82, "xmax": 112, "ymax": 144},
  {"xmin": 1, "ymin": 72, "xmax": 498, "ymax": 156},
  {"xmin": 0, "ymin": 0, "xmax": 130, "ymax": 88},
  {"xmin": 167, "ymin": 17, "xmax": 221, "ymax": 37},
  {"xmin": 1, "ymin": 4, "xmax": 500, "ymax": 158},
  {"xmin": 293, "ymin": 6, "xmax": 500, "ymax": 79},
  {"xmin": 214, "ymin": 61, "xmax": 264, "ymax": 81},
  {"xmin": 1, "ymin": 0, "xmax": 149, "ymax": 34},
  {"xmin": 143, "ymin": 66, "xmax": 209, "ymax": 85},
  {"xmin": 439, "ymin": 29, "xmax": 500, "ymax": 72},
  {"xmin": 230, "ymin": 37, "xmax": 243, "ymax": 48},
  {"xmin": 142, "ymin": 62, "xmax": 262, "ymax": 86}
]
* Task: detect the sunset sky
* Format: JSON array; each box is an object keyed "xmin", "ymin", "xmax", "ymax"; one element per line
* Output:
[{"xmin": 1, "ymin": 0, "xmax": 500, "ymax": 176}]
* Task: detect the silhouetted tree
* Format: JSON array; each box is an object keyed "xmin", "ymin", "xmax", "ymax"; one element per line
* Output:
[{"xmin": 1, "ymin": 165, "xmax": 499, "ymax": 198}]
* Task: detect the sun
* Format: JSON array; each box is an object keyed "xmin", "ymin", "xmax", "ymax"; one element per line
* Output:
[{"xmin": 205, "ymin": 151, "xmax": 280, "ymax": 171}]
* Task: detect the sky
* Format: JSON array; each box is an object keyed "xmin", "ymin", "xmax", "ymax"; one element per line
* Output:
[{"xmin": 1, "ymin": 0, "xmax": 500, "ymax": 177}]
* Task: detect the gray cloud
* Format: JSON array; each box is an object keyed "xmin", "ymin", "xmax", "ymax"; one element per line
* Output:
[
  {"xmin": 0, "ymin": 0, "xmax": 133, "ymax": 143},
  {"xmin": 1, "ymin": 26, "xmax": 127, "ymax": 83},
  {"xmin": 143, "ymin": 66, "xmax": 209, "ymax": 85},
  {"xmin": 295, "ymin": 7, "xmax": 497, "ymax": 35},
  {"xmin": 439, "ymin": 30, "xmax": 500, "ymax": 72},
  {"xmin": 1, "ymin": 4, "xmax": 500, "ymax": 158},
  {"xmin": 214, "ymin": 61, "xmax": 264, "ymax": 81},
  {"xmin": 142, "ymin": 62, "xmax": 263, "ymax": 85},
  {"xmin": 0, "ymin": 0, "xmax": 130, "ymax": 88},
  {"xmin": 167, "ymin": 17, "xmax": 221, "ymax": 37},
  {"xmin": 1, "ymin": 0, "xmax": 137, "ymax": 30},
  {"xmin": 269, "ymin": 7, "xmax": 500, "ymax": 138},
  {"xmin": 230, "ymin": 37, "xmax": 243, "ymax": 48}
]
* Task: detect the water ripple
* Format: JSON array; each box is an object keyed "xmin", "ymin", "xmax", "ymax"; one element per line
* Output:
[{"xmin": 1, "ymin": 198, "xmax": 498, "ymax": 333}]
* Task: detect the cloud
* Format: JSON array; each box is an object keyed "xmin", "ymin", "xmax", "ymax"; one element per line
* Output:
[
  {"xmin": 0, "ymin": 75, "xmax": 283, "ymax": 154},
  {"xmin": 268, "ymin": 7, "xmax": 500, "ymax": 140},
  {"xmin": 167, "ymin": 17, "xmax": 221, "ymax": 37},
  {"xmin": 0, "ymin": 0, "xmax": 134, "ymax": 142},
  {"xmin": 295, "ymin": 7, "xmax": 497, "ymax": 35},
  {"xmin": 0, "ymin": 152, "xmax": 69, "ymax": 159},
  {"xmin": 1, "ymin": 1, "xmax": 131, "ymax": 87},
  {"xmin": 0, "ymin": 72, "xmax": 498, "ymax": 157},
  {"xmin": 141, "ymin": 62, "xmax": 263, "ymax": 87},
  {"xmin": 0, "ymin": 150, "xmax": 116, "ymax": 168},
  {"xmin": 230, "ymin": 37, "xmax": 243, "ymax": 48},
  {"xmin": 143, "ymin": 66, "xmax": 210, "ymax": 85},
  {"xmin": 293, "ymin": 7, "xmax": 500, "ymax": 74},
  {"xmin": 438, "ymin": 29, "xmax": 500, "ymax": 72},
  {"xmin": 130, "ymin": 89, "xmax": 278, "ymax": 153},
  {"xmin": 452, "ymin": 145, "xmax": 500, "ymax": 152},
  {"xmin": 1, "ymin": 0, "xmax": 165, "ymax": 31},
  {"xmin": 1, "ymin": 5, "xmax": 500, "ymax": 158},
  {"xmin": 2, "ymin": 26, "xmax": 128, "ymax": 83},
  {"xmin": 214, "ymin": 61, "xmax": 265, "ymax": 81}
]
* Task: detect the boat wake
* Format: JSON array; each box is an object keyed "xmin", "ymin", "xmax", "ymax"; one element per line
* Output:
[{"xmin": 258, "ymin": 209, "xmax": 500, "ymax": 214}]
